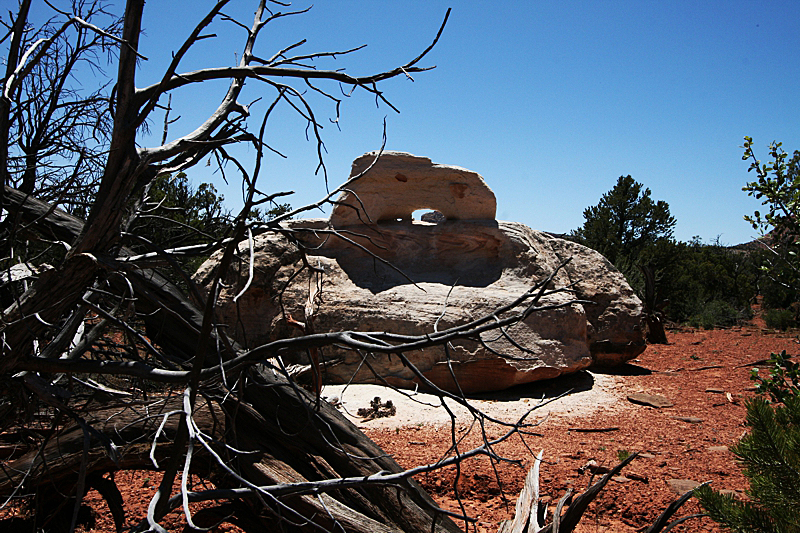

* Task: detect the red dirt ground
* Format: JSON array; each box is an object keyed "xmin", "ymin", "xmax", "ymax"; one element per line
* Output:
[
  {"xmin": 5, "ymin": 319, "xmax": 798, "ymax": 533},
  {"xmin": 366, "ymin": 320, "xmax": 799, "ymax": 533}
]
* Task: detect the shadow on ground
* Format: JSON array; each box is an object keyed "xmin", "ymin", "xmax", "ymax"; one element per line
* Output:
[
  {"xmin": 591, "ymin": 363, "xmax": 653, "ymax": 376},
  {"xmin": 468, "ymin": 370, "xmax": 596, "ymax": 402}
]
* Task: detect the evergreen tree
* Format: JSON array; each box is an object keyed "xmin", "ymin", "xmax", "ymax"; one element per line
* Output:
[
  {"xmin": 572, "ymin": 176, "xmax": 758, "ymax": 330},
  {"xmin": 695, "ymin": 351, "xmax": 800, "ymax": 533},
  {"xmin": 664, "ymin": 237, "xmax": 755, "ymax": 328},
  {"xmin": 695, "ymin": 139, "xmax": 800, "ymax": 532},
  {"xmin": 571, "ymin": 175, "xmax": 676, "ymax": 266},
  {"xmin": 128, "ymin": 172, "xmax": 231, "ymax": 251},
  {"xmin": 125, "ymin": 173, "xmax": 291, "ymax": 279},
  {"xmin": 572, "ymin": 175, "xmax": 676, "ymax": 341}
]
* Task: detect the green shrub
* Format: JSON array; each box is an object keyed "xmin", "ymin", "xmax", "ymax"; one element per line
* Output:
[
  {"xmin": 764, "ymin": 308, "xmax": 796, "ymax": 331},
  {"xmin": 695, "ymin": 351, "xmax": 800, "ymax": 532},
  {"xmin": 695, "ymin": 139, "xmax": 800, "ymax": 532},
  {"xmin": 752, "ymin": 350, "xmax": 800, "ymax": 404},
  {"xmin": 687, "ymin": 300, "xmax": 748, "ymax": 329}
]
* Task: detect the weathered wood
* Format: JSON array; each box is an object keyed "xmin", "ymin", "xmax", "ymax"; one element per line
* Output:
[
  {"xmin": 639, "ymin": 263, "xmax": 668, "ymax": 345},
  {"xmin": 0, "ymin": 395, "xmax": 223, "ymax": 494},
  {"xmin": 503, "ymin": 453, "xmax": 645, "ymax": 533},
  {"xmin": 1, "ymin": 186, "xmax": 462, "ymax": 532},
  {"xmin": 3, "ymin": 185, "xmax": 85, "ymax": 243},
  {"xmin": 539, "ymin": 452, "xmax": 639, "ymax": 533},
  {"xmin": 567, "ymin": 427, "xmax": 620, "ymax": 433},
  {"xmin": 230, "ymin": 373, "xmax": 462, "ymax": 533},
  {"xmin": 508, "ymin": 450, "xmax": 543, "ymax": 533}
]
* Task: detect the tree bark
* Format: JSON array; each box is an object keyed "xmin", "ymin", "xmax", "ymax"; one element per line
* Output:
[
  {"xmin": 639, "ymin": 263, "xmax": 669, "ymax": 344},
  {"xmin": 645, "ymin": 314, "xmax": 669, "ymax": 345},
  {"xmin": 1, "ymin": 4, "xmax": 467, "ymax": 529},
  {"xmin": 1, "ymin": 186, "xmax": 461, "ymax": 533}
]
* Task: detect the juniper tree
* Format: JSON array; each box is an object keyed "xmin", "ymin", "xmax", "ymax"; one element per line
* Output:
[
  {"xmin": 570, "ymin": 175, "xmax": 676, "ymax": 267},
  {"xmin": 571, "ymin": 175, "xmax": 676, "ymax": 342}
]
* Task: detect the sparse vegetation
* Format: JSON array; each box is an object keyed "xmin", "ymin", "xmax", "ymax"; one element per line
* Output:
[
  {"xmin": 752, "ymin": 350, "xmax": 800, "ymax": 404},
  {"xmin": 764, "ymin": 308, "xmax": 796, "ymax": 331},
  {"xmin": 572, "ymin": 188, "xmax": 757, "ymax": 333},
  {"xmin": 695, "ymin": 140, "xmax": 800, "ymax": 533},
  {"xmin": 688, "ymin": 300, "xmax": 749, "ymax": 330},
  {"xmin": 696, "ymin": 350, "xmax": 800, "ymax": 532}
]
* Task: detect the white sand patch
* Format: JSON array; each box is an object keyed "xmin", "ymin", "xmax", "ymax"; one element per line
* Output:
[{"xmin": 322, "ymin": 370, "xmax": 630, "ymax": 430}]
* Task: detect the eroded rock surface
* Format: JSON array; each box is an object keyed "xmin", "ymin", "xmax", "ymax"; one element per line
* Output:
[
  {"xmin": 194, "ymin": 152, "xmax": 645, "ymax": 393},
  {"xmin": 330, "ymin": 151, "xmax": 496, "ymax": 226}
]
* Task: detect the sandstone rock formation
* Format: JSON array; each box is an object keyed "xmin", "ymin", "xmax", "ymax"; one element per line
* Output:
[
  {"xmin": 330, "ymin": 152, "xmax": 496, "ymax": 226},
  {"xmin": 194, "ymin": 151, "xmax": 645, "ymax": 394}
]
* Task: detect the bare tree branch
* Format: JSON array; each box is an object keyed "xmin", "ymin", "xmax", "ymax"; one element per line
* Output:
[{"xmin": 0, "ymin": 4, "xmax": 596, "ymax": 533}]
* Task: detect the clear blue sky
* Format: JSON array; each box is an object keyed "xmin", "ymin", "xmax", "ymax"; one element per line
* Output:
[{"xmin": 133, "ymin": 1, "xmax": 800, "ymax": 245}]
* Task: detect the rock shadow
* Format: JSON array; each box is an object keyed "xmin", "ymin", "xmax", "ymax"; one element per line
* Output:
[
  {"xmin": 328, "ymin": 221, "xmax": 505, "ymax": 293},
  {"xmin": 468, "ymin": 370, "xmax": 596, "ymax": 402},
  {"xmin": 591, "ymin": 363, "xmax": 652, "ymax": 376}
]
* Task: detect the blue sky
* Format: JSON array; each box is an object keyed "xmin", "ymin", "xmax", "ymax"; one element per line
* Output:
[{"xmin": 133, "ymin": 1, "xmax": 800, "ymax": 245}]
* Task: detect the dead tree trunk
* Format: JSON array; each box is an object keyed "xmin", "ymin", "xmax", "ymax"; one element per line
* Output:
[
  {"xmin": 0, "ymin": 378, "xmax": 461, "ymax": 533},
  {"xmin": 0, "ymin": 4, "xmax": 502, "ymax": 530},
  {"xmin": 639, "ymin": 263, "xmax": 669, "ymax": 344},
  {"xmin": 1, "ymin": 186, "xmax": 462, "ymax": 532}
]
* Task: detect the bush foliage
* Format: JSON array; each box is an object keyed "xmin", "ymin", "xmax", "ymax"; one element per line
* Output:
[
  {"xmin": 695, "ymin": 351, "xmax": 800, "ymax": 532},
  {"xmin": 695, "ymin": 139, "xmax": 800, "ymax": 532},
  {"xmin": 571, "ymin": 178, "xmax": 756, "ymax": 329},
  {"xmin": 763, "ymin": 309, "xmax": 796, "ymax": 331}
]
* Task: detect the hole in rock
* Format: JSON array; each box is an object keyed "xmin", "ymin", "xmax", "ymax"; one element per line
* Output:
[{"xmin": 413, "ymin": 209, "xmax": 445, "ymax": 224}]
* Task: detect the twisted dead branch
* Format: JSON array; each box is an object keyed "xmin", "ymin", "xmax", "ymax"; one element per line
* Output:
[
  {"xmin": 0, "ymin": 3, "xmax": 579, "ymax": 532},
  {"xmin": 0, "ymin": 3, "xmax": 703, "ymax": 532}
]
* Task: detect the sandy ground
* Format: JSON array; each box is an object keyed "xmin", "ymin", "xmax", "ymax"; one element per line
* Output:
[
  {"xmin": 7, "ymin": 326, "xmax": 795, "ymax": 533},
  {"xmin": 321, "ymin": 368, "xmax": 632, "ymax": 430}
]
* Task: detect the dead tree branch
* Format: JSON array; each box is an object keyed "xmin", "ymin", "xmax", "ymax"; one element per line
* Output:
[{"xmin": 0, "ymin": 4, "xmax": 591, "ymax": 533}]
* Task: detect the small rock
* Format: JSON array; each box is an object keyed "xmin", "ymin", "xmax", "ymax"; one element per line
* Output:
[
  {"xmin": 627, "ymin": 393, "xmax": 674, "ymax": 408},
  {"xmin": 579, "ymin": 460, "xmax": 612, "ymax": 475},
  {"xmin": 719, "ymin": 489, "xmax": 737, "ymax": 497},
  {"xmin": 707, "ymin": 446, "xmax": 729, "ymax": 453},
  {"xmin": 611, "ymin": 475, "xmax": 630, "ymax": 483},
  {"xmin": 559, "ymin": 451, "xmax": 583, "ymax": 459},
  {"xmin": 326, "ymin": 396, "xmax": 342, "ymax": 408},
  {"xmin": 667, "ymin": 479, "xmax": 700, "ymax": 495},
  {"xmin": 671, "ymin": 416, "xmax": 703, "ymax": 424},
  {"xmin": 627, "ymin": 472, "xmax": 649, "ymax": 483}
]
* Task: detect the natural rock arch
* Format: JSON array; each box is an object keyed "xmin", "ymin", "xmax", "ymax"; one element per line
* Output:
[{"xmin": 329, "ymin": 151, "xmax": 496, "ymax": 227}]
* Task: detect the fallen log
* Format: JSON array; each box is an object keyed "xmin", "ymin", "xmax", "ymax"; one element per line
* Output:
[{"xmin": 1, "ymin": 185, "xmax": 466, "ymax": 532}]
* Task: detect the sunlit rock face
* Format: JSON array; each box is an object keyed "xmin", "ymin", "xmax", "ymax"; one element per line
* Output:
[{"xmin": 194, "ymin": 151, "xmax": 645, "ymax": 393}]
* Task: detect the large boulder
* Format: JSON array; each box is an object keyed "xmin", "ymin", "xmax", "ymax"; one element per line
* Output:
[{"xmin": 194, "ymin": 152, "xmax": 645, "ymax": 394}]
